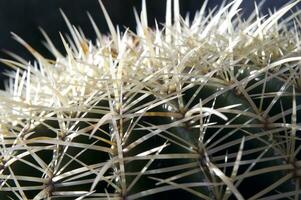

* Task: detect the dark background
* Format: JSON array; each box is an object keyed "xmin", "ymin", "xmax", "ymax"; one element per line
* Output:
[{"xmin": 0, "ymin": 0, "xmax": 292, "ymax": 89}]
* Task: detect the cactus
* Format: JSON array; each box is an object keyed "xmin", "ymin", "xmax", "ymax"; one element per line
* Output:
[{"xmin": 0, "ymin": 0, "xmax": 301, "ymax": 199}]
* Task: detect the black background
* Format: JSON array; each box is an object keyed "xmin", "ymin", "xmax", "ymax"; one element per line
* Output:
[{"xmin": 0, "ymin": 0, "xmax": 292, "ymax": 89}]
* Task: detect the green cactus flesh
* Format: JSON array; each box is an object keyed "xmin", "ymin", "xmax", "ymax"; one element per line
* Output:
[{"xmin": 1, "ymin": 0, "xmax": 301, "ymax": 199}]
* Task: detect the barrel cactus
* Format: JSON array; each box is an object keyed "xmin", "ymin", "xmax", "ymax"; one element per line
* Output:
[{"xmin": 0, "ymin": 0, "xmax": 301, "ymax": 199}]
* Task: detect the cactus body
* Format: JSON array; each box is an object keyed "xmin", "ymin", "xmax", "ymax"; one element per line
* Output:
[{"xmin": 0, "ymin": 0, "xmax": 301, "ymax": 199}]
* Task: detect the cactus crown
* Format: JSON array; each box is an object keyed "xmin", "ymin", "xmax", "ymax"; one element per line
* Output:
[{"xmin": 0, "ymin": 0, "xmax": 301, "ymax": 199}]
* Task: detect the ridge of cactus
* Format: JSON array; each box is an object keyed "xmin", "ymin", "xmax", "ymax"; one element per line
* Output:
[{"xmin": 0, "ymin": 0, "xmax": 301, "ymax": 199}]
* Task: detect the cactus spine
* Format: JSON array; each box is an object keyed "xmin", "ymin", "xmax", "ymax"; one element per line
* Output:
[{"xmin": 0, "ymin": 0, "xmax": 301, "ymax": 199}]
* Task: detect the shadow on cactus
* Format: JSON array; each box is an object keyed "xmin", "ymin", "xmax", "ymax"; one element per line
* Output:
[{"xmin": 0, "ymin": 0, "xmax": 301, "ymax": 199}]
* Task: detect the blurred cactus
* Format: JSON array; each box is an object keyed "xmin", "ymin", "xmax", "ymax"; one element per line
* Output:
[{"xmin": 0, "ymin": 0, "xmax": 301, "ymax": 199}]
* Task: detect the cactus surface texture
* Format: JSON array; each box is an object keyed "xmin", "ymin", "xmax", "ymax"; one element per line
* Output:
[{"xmin": 1, "ymin": 0, "xmax": 301, "ymax": 199}]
